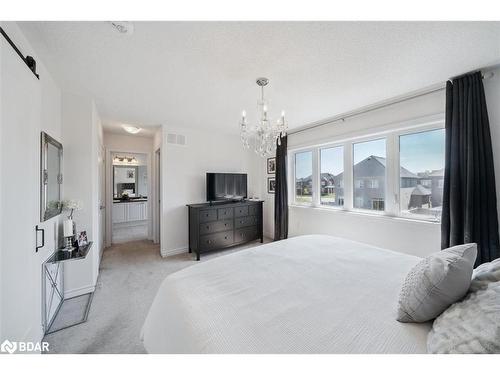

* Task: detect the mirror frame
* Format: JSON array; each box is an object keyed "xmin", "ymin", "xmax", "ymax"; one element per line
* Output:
[{"xmin": 40, "ymin": 131, "xmax": 63, "ymax": 221}]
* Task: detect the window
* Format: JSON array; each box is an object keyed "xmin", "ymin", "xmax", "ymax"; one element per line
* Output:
[
  {"xmin": 289, "ymin": 119, "xmax": 444, "ymax": 222},
  {"xmin": 320, "ymin": 146, "xmax": 344, "ymax": 207},
  {"xmin": 421, "ymin": 179, "xmax": 431, "ymax": 187},
  {"xmin": 353, "ymin": 138, "xmax": 386, "ymax": 210},
  {"xmin": 294, "ymin": 151, "xmax": 313, "ymax": 204},
  {"xmin": 399, "ymin": 128, "xmax": 445, "ymax": 221},
  {"xmin": 371, "ymin": 198, "xmax": 385, "ymax": 211}
]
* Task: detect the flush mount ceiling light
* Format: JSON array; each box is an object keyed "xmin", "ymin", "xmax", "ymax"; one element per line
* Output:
[
  {"xmin": 240, "ymin": 77, "xmax": 287, "ymax": 157},
  {"xmin": 122, "ymin": 125, "xmax": 142, "ymax": 134},
  {"xmin": 110, "ymin": 21, "xmax": 134, "ymax": 35}
]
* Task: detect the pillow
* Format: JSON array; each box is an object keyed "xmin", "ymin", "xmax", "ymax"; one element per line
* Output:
[
  {"xmin": 427, "ymin": 258, "xmax": 500, "ymax": 353},
  {"xmin": 396, "ymin": 243, "xmax": 477, "ymax": 323}
]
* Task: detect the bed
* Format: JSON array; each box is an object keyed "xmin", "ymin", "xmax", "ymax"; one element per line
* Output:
[{"xmin": 141, "ymin": 235, "xmax": 431, "ymax": 353}]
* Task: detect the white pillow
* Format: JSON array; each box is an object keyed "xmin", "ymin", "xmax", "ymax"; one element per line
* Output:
[
  {"xmin": 427, "ymin": 258, "xmax": 500, "ymax": 353},
  {"xmin": 396, "ymin": 243, "xmax": 477, "ymax": 323}
]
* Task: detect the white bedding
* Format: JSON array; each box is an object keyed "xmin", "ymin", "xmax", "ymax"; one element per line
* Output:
[{"xmin": 141, "ymin": 235, "xmax": 431, "ymax": 353}]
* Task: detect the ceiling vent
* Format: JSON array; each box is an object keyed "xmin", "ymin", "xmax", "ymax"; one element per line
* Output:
[{"xmin": 167, "ymin": 133, "xmax": 187, "ymax": 146}]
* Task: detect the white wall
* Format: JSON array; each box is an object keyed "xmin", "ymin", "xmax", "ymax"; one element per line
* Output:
[
  {"xmin": 61, "ymin": 92, "xmax": 103, "ymax": 298},
  {"xmin": 0, "ymin": 22, "xmax": 62, "ymax": 343},
  {"xmin": 260, "ymin": 89, "xmax": 446, "ymax": 257},
  {"xmin": 483, "ymin": 67, "xmax": 500, "ymax": 230},
  {"xmin": 160, "ymin": 126, "xmax": 260, "ymax": 256}
]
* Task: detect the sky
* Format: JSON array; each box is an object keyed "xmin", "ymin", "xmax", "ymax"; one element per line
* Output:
[{"xmin": 295, "ymin": 129, "xmax": 445, "ymax": 178}]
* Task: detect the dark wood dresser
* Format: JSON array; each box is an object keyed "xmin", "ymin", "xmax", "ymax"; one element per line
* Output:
[{"xmin": 187, "ymin": 200, "xmax": 264, "ymax": 260}]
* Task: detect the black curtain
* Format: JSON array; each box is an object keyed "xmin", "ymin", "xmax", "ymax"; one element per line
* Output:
[
  {"xmin": 274, "ymin": 135, "xmax": 288, "ymax": 240},
  {"xmin": 441, "ymin": 71, "xmax": 500, "ymax": 266}
]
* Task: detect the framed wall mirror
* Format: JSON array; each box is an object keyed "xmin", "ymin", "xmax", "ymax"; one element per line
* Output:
[{"xmin": 40, "ymin": 132, "xmax": 63, "ymax": 221}]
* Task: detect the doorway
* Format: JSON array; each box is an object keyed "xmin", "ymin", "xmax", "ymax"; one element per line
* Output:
[{"xmin": 109, "ymin": 152, "xmax": 151, "ymax": 244}]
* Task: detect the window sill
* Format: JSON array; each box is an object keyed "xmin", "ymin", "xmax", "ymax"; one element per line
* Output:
[{"xmin": 289, "ymin": 204, "xmax": 441, "ymax": 226}]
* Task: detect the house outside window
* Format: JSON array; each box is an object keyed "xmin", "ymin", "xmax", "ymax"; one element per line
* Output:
[{"xmin": 353, "ymin": 139, "xmax": 386, "ymax": 211}]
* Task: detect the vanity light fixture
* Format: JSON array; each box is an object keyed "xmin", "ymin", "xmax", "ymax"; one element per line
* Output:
[{"xmin": 122, "ymin": 125, "xmax": 142, "ymax": 134}]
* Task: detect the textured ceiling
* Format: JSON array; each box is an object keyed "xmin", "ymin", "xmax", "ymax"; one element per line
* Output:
[{"xmin": 19, "ymin": 21, "xmax": 500, "ymax": 135}]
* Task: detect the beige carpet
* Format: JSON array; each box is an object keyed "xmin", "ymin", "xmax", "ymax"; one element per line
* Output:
[{"xmin": 44, "ymin": 238, "xmax": 270, "ymax": 354}]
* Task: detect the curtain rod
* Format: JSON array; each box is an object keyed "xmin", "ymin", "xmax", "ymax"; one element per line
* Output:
[{"xmin": 288, "ymin": 71, "xmax": 494, "ymax": 136}]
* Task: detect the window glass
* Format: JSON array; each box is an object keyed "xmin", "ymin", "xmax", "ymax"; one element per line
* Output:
[
  {"xmin": 320, "ymin": 146, "xmax": 344, "ymax": 206},
  {"xmin": 295, "ymin": 151, "xmax": 313, "ymax": 204},
  {"xmin": 399, "ymin": 129, "xmax": 445, "ymax": 220},
  {"xmin": 353, "ymin": 138, "xmax": 386, "ymax": 210}
]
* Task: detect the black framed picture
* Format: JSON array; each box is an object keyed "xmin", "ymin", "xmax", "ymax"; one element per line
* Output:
[
  {"xmin": 267, "ymin": 177, "xmax": 276, "ymax": 194},
  {"xmin": 267, "ymin": 157, "xmax": 276, "ymax": 174}
]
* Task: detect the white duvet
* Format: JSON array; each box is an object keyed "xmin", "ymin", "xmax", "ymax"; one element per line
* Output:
[{"xmin": 141, "ymin": 235, "xmax": 431, "ymax": 353}]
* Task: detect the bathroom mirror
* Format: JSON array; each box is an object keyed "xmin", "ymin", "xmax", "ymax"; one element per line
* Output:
[
  {"xmin": 113, "ymin": 165, "xmax": 148, "ymax": 199},
  {"xmin": 40, "ymin": 132, "xmax": 63, "ymax": 221}
]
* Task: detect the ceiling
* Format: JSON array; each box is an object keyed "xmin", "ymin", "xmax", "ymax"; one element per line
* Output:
[{"xmin": 19, "ymin": 21, "xmax": 500, "ymax": 135}]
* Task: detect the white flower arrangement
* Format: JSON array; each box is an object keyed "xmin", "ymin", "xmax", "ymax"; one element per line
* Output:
[{"xmin": 62, "ymin": 199, "xmax": 82, "ymax": 219}]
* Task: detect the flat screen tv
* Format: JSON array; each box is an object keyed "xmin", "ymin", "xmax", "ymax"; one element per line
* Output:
[{"xmin": 206, "ymin": 173, "xmax": 247, "ymax": 202}]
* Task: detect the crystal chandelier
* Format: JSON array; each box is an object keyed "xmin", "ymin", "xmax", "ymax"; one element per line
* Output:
[{"xmin": 240, "ymin": 77, "xmax": 287, "ymax": 157}]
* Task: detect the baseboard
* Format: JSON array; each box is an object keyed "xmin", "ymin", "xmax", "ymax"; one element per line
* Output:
[
  {"xmin": 64, "ymin": 284, "xmax": 95, "ymax": 299},
  {"xmin": 161, "ymin": 246, "xmax": 188, "ymax": 258}
]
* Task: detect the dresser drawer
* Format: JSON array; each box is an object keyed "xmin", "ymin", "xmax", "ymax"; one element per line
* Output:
[
  {"xmin": 234, "ymin": 205, "xmax": 249, "ymax": 217},
  {"xmin": 234, "ymin": 226, "xmax": 258, "ymax": 243},
  {"xmin": 199, "ymin": 219, "xmax": 233, "ymax": 235},
  {"xmin": 199, "ymin": 231, "xmax": 233, "ymax": 251},
  {"xmin": 217, "ymin": 207, "xmax": 234, "ymax": 220},
  {"xmin": 235, "ymin": 215, "xmax": 259, "ymax": 229},
  {"xmin": 248, "ymin": 204, "xmax": 261, "ymax": 216},
  {"xmin": 199, "ymin": 209, "xmax": 217, "ymax": 223}
]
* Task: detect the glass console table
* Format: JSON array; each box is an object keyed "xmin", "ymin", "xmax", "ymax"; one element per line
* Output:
[{"xmin": 42, "ymin": 242, "xmax": 93, "ymax": 335}]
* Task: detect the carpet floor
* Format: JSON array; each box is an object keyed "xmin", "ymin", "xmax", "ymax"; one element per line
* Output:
[{"xmin": 44, "ymin": 238, "xmax": 270, "ymax": 354}]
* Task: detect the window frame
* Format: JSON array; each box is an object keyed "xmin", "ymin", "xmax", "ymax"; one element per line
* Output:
[
  {"xmin": 292, "ymin": 148, "xmax": 315, "ymax": 207},
  {"xmin": 319, "ymin": 144, "xmax": 345, "ymax": 209},
  {"xmin": 288, "ymin": 114, "xmax": 444, "ymax": 222}
]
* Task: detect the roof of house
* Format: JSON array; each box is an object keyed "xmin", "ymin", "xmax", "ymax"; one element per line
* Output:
[
  {"xmin": 412, "ymin": 185, "xmax": 432, "ymax": 196},
  {"xmin": 371, "ymin": 156, "xmax": 418, "ymax": 178}
]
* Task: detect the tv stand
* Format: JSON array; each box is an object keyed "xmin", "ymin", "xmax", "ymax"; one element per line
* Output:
[{"xmin": 187, "ymin": 200, "xmax": 264, "ymax": 260}]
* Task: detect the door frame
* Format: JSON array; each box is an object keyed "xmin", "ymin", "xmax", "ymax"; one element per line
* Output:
[
  {"xmin": 105, "ymin": 149, "xmax": 152, "ymax": 247},
  {"xmin": 154, "ymin": 148, "xmax": 161, "ymax": 244}
]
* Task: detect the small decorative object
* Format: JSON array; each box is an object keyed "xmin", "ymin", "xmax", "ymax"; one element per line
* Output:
[
  {"xmin": 63, "ymin": 219, "xmax": 74, "ymax": 251},
  {"xmin": 61, "ymin": 199, "xmax": 82, "ymax": 250},
  {"xmin": 62, "ymin": 199, "xmax": 82, "ymax": 220},
  {"xmin": 268, "ymin": 177, "xmax": 276, "ymax": 194},
  {"xmin": 267, "ymin": 157, "xmax": 276, "ymax": 174},
  {"xmin": 78, "ymin": 231, "xmax": 88, "ymax": 247},
  {"xmin": 121, "ymin": 192, "xmax": 130, "ymax": 200}
]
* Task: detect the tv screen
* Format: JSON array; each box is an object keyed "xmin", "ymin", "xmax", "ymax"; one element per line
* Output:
[{"xmin": 206, "ymin": 173, "xmax": 247, "ymax": 202}]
